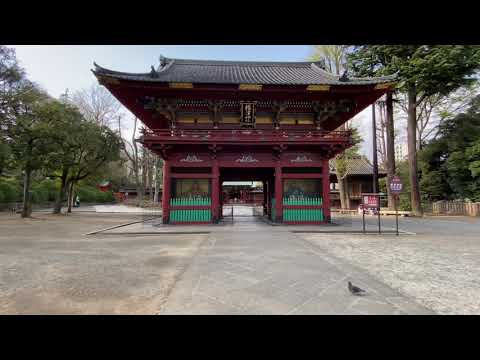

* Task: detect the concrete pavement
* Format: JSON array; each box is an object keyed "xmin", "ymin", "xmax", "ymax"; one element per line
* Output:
[{"xmin": 158, "ymin": 217, "xmax": 432, "ymax": 314}]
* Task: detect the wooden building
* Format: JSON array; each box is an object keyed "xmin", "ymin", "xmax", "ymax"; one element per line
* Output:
[
  {"xmin": 329, "ymin": 156, "xmax": 387, "ymax": 209},
  {"xmin": 93, "ymin": 57, "xmax": 395, "ymax": 224}
]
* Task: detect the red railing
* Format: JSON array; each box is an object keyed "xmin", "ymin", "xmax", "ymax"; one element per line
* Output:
[{"xmin": 141, "ymin": 128, "xmax": 352, "ymax": 143}]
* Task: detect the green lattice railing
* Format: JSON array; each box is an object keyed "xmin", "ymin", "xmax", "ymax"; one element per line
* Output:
[
  {"xmin": 271, "ymin": 198, "xmax": 276, "ymax": 221},
  {"xmin": 283, "ymin": 196, "xmax": 323, "ymax": 222},
  {"xmin": 169, "ymin": 197, "xmax": 211, "ymax": 223}
]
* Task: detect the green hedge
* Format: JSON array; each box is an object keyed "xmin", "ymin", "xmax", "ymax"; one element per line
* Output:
[
  {"xmin": 0, "ymin": 180, "xmax": 21, "ymax": 203},
  {"xmin": 31, "ymin": 179, "xmax": 58, "ymax": 203},
  {"xmin": 0, "ymin": 179, "xmax": 115, "ymax": 204},
  {"xmin": 76, "ymin": 185, "xmax": 114, "ymax": 203}
]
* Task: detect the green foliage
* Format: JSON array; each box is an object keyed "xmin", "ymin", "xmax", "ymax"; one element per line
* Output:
[
  {"xmin": 30, "ymin": 179, "xmax": 58, "ymax": 203},
  {"xmin": 76, "ymin": 185, "xmax": 114, "ymax": 203},
  {"xmin": 418, "ymin": 95, "xmax": 480, "ymax": 202},
  {"xmin": 392, "ymin": 160, "xmax": 412, "ymax": 211},
  {"xmin": 0, "ymin": 142, "xmax": 12, "ymax": 176},
  {"xmin": 348, "ymin": 45, "xmax": 480, "ymax": 96},
  {"xmin": 0, "ymin": 178, "xmax": 21, "ymax": 202},
  {"xmin": 334, "ymin": 125, "xmax": 363, "ymax": 178},
  {"xmin": 466, "ymin": 139, "xmax": 480, "ymax": 178}
]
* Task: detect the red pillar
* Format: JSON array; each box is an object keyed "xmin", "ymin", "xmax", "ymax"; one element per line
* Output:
[
  {"xmin": 322, "ymin": 159, "xmax": 331, "ymax": 223},
  {"xmin": 275, "ymin": 164, "xmax": 283, "ymax": 223},
  {"xmin": 162, "ymin": 161, "xmax": 171, "ymax": 224},
  {"xmin": 212, "ymin": 160, "xmax": 220, "ymax": 223}
]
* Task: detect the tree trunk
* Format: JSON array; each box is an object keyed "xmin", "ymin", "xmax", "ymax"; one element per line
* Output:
[
  {"xmin": 153, "ymin": 157, "xmax": 162, "ymax": 204},
  {"xmin": 407, "ymin": 86, "xmax": 423, "ymax": 216},
  {"xmin": 385, "ymin": 91, "xmax": 397, "ymax": 210},
  {"xmin": 67, "ymin": 181, "xmax": 74, "ymax": 213},
  {"xmin": 338, "ymin": 177, "xmax": 345, "ymax": 209},
  {"xmin": 149, "ymin": 155, "xmax": 155, "ymax": 203},
  {"xmin": 53, "ymin": 171, "xmax": 68, "ymax": 214},
  {"xmin": 21, "ymin": 167, "xmax": 32, "ymax": 218}
]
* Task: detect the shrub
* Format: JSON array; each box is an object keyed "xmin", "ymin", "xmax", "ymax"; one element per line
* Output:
[
  {"xmin": 76, "ymin": 185, "xmax": 114, "ymax": 203},
  {"xmin": 0, "ymin": 179, "xmax": 21, "ymax": 203},
  {"xmin": 31, "ymin": 179, "xmax": 58, "ymax": 203}
]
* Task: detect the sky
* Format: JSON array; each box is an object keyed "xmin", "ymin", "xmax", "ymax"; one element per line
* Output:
[{"xmin": 10, "ymin": 45, "xmax": 375, "ymax": 159}]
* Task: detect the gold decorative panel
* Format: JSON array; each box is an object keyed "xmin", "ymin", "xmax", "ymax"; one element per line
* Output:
[
  {"xmin": 306, "ymin": 85, "xmax": 330, "ymax": 91},
  {"xmin": 297, "ymin": 119, "xmax": 314, "ymax": 125},
  {"xmin": 238, "ymin": 84, "xmax": 263, "ymax": 91},
  {"xmin": 375, "ymin": 82, "xmax": 396, "ymax": 90},
  {"xmin": 222, "ymin": 116, "xmax": 240, "ymax": 124},
  {"xmin": 280, "ymin": 118, "xmax": 296, "ymax": 125},
  {"xmin": 177, "ymin": 115, "xmax": 210, "ymax": 124},
  {"xmin": 169, "ymin": 82, "xmax": 194, "ymax": 89},
  {"xmin": 98, "ymin": 76, "xmax": 120, "ymax": 85},
  {"xmin": 256, "ymin": 116, "xmax": 273, "ymax": 124}
]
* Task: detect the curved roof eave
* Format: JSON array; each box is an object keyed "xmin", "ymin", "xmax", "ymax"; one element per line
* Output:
[{"xmin": 92, "ymin": 58, "xmax": 397, "ymax": 86}]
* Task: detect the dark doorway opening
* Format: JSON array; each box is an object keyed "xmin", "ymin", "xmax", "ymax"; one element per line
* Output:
[{"xmin": 219, "ymin": 167, "xmax": 275, "ymax": 222}]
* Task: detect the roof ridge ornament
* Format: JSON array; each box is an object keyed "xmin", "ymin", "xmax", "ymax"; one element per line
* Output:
[
  {"xmin": 150, "ymin": 65, "xmax": 159, "ymax": 78},
  {"xmin": 339, "ymin": 69, "xmax": 349, "ymax": 82},
  {"xmin": 159, "ymin": 55, "xmax": 167, "ymax": 67}
]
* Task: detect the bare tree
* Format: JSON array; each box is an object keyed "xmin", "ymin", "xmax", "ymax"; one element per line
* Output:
[
  {"xmin": 310, "ymin": 45, "xmax": 354, "ymax": 209},
  {"xmin": 72, "ymin": 85, "xmax": 121, "ymax": 127},
  {"xmin": 376, "ymin": 99, "xmax": 387, "ymax": 166},
  {"xmin": 153, "ymin": 156, "xmax": 163, "ymax": 204},
  {"xmin": 117, "ymin": 116, "xmax": 142, "ymax": 205}
]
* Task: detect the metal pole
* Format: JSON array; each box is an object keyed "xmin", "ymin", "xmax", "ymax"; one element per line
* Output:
[
  {"xmin": 378, "ymin": 201, "xmax": 381, "ymax": 234},
  {"xmin": 372, "ymin": 103, "xmax": 379, "ymax": 194},
  {"xmin": 362, "ymin": 208, "xmax": 365, "ymax": 233},
  {"xmin": 395, "ymin": 195, "xmax": 399, "ymax": 236}
]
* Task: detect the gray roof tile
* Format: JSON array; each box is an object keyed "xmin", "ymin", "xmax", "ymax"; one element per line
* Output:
[
  {"xmin": 93, "ymin": 57, "xmax": 396, "ymax": 86},
  {"xmin": 330, "ymin": 156, "xmax": 387, "ymax": 176}
]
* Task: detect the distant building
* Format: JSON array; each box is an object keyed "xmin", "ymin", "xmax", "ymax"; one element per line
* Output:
[
  {"xmin": 395, "ymin": 143, "xmax": 408, "ymax": 162},
  {"xmin": 329, "ymin": 156, "xmax": 387, "ymax": 209}
]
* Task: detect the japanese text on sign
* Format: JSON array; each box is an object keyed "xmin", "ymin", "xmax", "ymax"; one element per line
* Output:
[
  {"xmin": 362, "ymin": 194, "xmax": 379, "ymax": 208},
  {"xmin": 240, "ymin": 102, "xmax": 256, "ymax": 127}
]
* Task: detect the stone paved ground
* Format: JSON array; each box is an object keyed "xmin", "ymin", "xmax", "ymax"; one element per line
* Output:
[
  {"xmin": 158, "ymin": 217, "xmax": 432, "ymax": 315},
  {"xmin": 0, "ymin": 213, "xmax": 206, "ymax": 314},
  {"xmin": 301, "ymin": 225, "xmax": 480, "ymax": 315},
  {"xmin": 2, "ymin": 208, "xmax": 479, "ymax": 314}
]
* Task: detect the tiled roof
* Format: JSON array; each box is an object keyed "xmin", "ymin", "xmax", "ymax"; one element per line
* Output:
[
  {"xmin": 329, "ymin": 156, "xmax": 387, "ymax": 176},
  {"xmin": 92, "ymin": 57, "xmax": 397, "ymax": 86}
]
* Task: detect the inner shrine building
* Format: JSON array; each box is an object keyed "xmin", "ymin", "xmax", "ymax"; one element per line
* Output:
[{"xmin": 93, "ymin": 56, "xmax": 395, "ymax": 225}]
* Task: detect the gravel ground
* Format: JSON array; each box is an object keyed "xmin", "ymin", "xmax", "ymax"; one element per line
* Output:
[
  {"xmin": 0, "ymin": 213, "xmax": 206, "ymax": 314},
  {"xmin": 301, "ymin": 230, "xmax": 480, "ymax": 314}
]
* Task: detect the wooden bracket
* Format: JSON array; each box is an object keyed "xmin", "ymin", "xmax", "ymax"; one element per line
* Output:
[
  {"xmin": 208, "ymin": 144, "xmax": 223, "ymax": 159},
  {"xmin": 272, "ymin": 101, "xmax": 287, "ymax": 130},
  {"xmin": 208, "ymin": 100, "xmax": 224, "ymax": 129}
]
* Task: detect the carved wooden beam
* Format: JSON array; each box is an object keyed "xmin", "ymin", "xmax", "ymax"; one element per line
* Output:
[
  {"xmin": 208, "ymin": 100, "xmax": 224, "ymax": 129},
  {"xmin": 155, "ymin": 98, "xmax": 179, "ymax": 130},
  {"xmin": 272, "ymin": 144, "xmax": 288, "ymax": 160},
  {"xmin": 272, "ymin": 101, "xmax": 287, "ymax": 130},
  {"xmin": 152, "ymin": 144, "xmax": 173, "ymax": 160},
  {"xmin": 208, "ymin": 144, "xmax": 223, "ymax": 159}
]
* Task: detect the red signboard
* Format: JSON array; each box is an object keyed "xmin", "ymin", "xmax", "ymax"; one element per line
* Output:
[
  {"xmin": 389, "ymin": 175, "xmax": 403, "ymax": 194},
  {"xmin": 362, "ymin": 193, "xmax": 380, "ymax": 208}
]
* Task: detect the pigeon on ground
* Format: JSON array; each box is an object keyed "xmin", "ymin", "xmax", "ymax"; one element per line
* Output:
[{"xmin": 348, "ymin": 281, "xmax": 367, "ymax": 296}]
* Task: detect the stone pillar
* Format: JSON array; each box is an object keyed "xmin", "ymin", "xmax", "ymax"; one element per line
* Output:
[
  {"xmin": 322, "ymin": 159, "xmax": 331, "ymax": 223},
  {"xmin": 212, "ymin": 160, "xmax": 220, "ymax": 223},
  {"xmin": 161, "ymin": 161, "xmax": 171, "ymax": 224},
  {"xmin": 275, "ymin": 164, "xmax": 283, "ymax": 223}
]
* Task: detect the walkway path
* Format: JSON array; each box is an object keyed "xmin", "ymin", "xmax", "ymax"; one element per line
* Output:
[{"xmin": 158, "ymin": 217, "xmax": 432, "ymax": 314}]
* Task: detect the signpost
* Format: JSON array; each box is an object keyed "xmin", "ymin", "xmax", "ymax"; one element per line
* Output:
[
  {"xmin": 389, "ymin": 175, "xmax": 403, "ymax": 236},
  {"xmin": 361, "ymin": 193, "xmax": 381, "ymax": 233}
]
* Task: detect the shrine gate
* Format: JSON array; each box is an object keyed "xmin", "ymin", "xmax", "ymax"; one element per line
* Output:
[{"xmin": 93, "ymin": 56, "xmax": 395, "ymax": 224}]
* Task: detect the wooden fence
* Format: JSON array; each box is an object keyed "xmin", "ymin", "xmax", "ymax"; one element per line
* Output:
[{"xmin": 431, "ymin": 201, "xmax": 480, "ymax": 216}]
